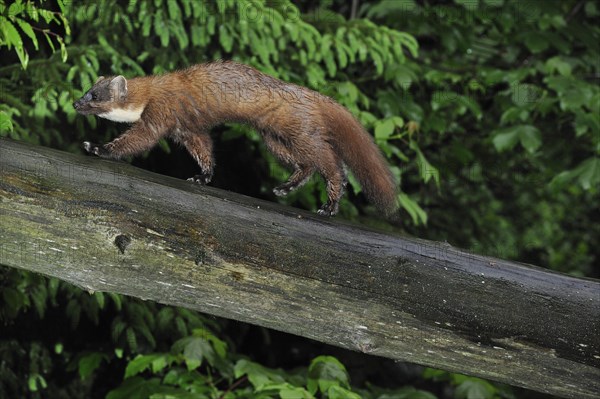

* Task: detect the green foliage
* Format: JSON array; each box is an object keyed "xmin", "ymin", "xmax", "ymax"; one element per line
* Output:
[
  {"xmin": 109, "ymin": 349, "xmax": 439, "ymax": 399},
  {"xmin": 364, "ymin": 0, "xmax": 599, "ymax": 275},
  {"xmin": 423, "ymin": 369, "xmax": 515, "ymax": 399},
  {"xmin": 0, "ymin": 0, "xmax": 597, "ymax": 398},
  {"xmin": 0, "ymin": 0, "xmax": 70, "ymax": 143},
  {"xmin": 0, "ymin": 0, "xmax": 69, "ymax": 69}
]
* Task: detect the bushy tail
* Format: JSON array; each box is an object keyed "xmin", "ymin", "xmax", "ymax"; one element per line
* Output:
[{"xmin": 323, "ymin": 103, "xmax": 398, "ymax": 216}]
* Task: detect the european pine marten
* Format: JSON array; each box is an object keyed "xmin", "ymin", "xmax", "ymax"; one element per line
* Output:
[{"xmin": 73, "ymin": 60, "xmax": 397, "ymax": 216}]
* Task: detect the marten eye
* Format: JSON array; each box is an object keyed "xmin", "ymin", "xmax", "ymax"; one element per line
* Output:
[{"xmin": 91, "ymin": 93, "xmax": 98, "ymax": 101}]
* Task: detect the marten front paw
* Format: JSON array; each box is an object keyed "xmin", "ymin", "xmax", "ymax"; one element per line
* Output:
[
  {"xmin": 187, "ymin": 174, "xmax": 212, "ymax": 185},
  {"xmin": 273, "ymin": 186, "xmax": 291, "ymax": 197},
  {"xmin": 83, "ymin": 141, "xmax": 108, "ymax": 157}
]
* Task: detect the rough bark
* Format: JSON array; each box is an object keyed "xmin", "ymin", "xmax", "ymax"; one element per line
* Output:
[{"xmin": 0, "ymin": 138, "xmax": 598, "ymax": 398}]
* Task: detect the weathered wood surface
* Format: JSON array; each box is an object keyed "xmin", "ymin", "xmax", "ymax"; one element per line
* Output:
[{"xmin": 0, "ymin": 138, "xmax": 599, "ymax": 398}]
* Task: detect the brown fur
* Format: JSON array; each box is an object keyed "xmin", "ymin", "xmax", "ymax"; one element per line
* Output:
[{"xmin": 74, "ymin": 60, "xmax": 398, "ymax": 216}]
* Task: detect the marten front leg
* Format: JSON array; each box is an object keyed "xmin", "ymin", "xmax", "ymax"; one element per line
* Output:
[
  {"xmin": 180, "ymin": 133, "xmax": 214, "ymax": 185},
  {"xmin": 84, "ymin": 121, "xmax": 166, "ymax": 159}
]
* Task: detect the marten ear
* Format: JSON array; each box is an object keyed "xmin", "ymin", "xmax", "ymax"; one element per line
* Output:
[
  {"xmin": 109, "ymin": 76, "xmax": 128, "ymax": 101},
  {"xmin": 95, "ymin": 76, "xmax": 105, "ymax": 84}
]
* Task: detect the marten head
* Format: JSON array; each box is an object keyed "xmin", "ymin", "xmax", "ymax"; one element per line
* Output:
[{"xmin": 73, "ymin": 76, "xmax": 143, "ymax": 123}]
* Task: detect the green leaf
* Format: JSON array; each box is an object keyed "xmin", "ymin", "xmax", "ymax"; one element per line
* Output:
[
  {"xmin": 279, "ymin": 386, "xmax": 313, "ymax": 399},
  {"xmin": 183, "ymin": 337, "xmax": 212, "ymax": 367},
  {"xmin": 57, "ymin": 0, "xmax": 66, "ymax": 14},
  {"xmin": 323, "ymin": 52, "xmax": 337, "ymax": 77},
  {"xmin": 493, "ymin": 125, "xmax": 541, "ymax": 153},
  {"xmin": 307, "ymin": 356, "xmax": 350, "ymax": 394},
  {"xmin": 154, "ymin": 10, "xmax": 169, "ymax": 47},
  {"xmin": 455, "ymin": 0, "xmax": 479, "ymax": 10},
  {"xmin": 58, "ymin": 36, "xmax": 67, "ymax": 62},
  {"xmin": 500, "ymin": 107, "xmax": 529, "ymax": 124},
  {"xmin": 492, "ymin": 127, "xmax": 520, "ymax": 152},
  {"xmin": 398, "ymin": 192, "xmax": 427, "ymax": 225},
  {"xmin": 328, "ymin": 385, "xmax": 362, "ymax": 399},
  {"xmin": 552, "ymin": 157, "xmax": 600, "ymax": 190},
  {"xmin": 546, "ymin": 56, "xmax": 572, "ymax": 76},
  {"xmin": 28, "ymin": 374, "xmax": 47, "ymax": 392},
  {"xmin": 0, "ymin": 111, "xmax": 14, "ymax": 134},
  {"xmin": 108, "ymin": 292, "xmax": 122, "ymax": 310},
  {"xmin": 397, "ymin": 31, "xmax": 419, "ymax": 57},
  {"xmin": 337, "ymin": 82, "xmax": 358, "ymax": 103},
  {"xmin": 15, "ymin": 18, "xmax": 38, "ymax": 50},
  {"xmin": 106, "ymin": 377, "xmax": 162, "ymax": 399},
  {"xmin": 125, "ymin": 354, "xmax": 164, "ymax": 378},
  {"xmin": 219, "ymin": 25, "xmax": 233, "ymax": 52},
  {"xmin": 158, "ymin": 138, "xmax": 171, "ymax": 153},
  {"xmin": 167, "ymin": 0, "xmax": 181, "ymax": 20},
  {"xmin": 142, "ymin": 15, "xmax": 152, "ymax": 36},
  {"xmin": 28, "ymin": 375, "xmax": 37, "ymax": 391},
  {"xmin": 26, "ymin": 2, "xmax": 39, "ymax": 21},
  {"xmin": 256, "ymin": 383, "xmax": 313, "ymax": 398},
  {"xmin": 483, "ymin": 0, "xmax": 503, "ymax": 6},
  {"xmin": 234, "ymin": 359, "xmax": 286, "ymax": 390},
  {"xmin": 575, "ymin": 111, "xmax": 600, "ymax": 137},
  {"xmin": 511, "ymin": 83, "xmax": 541, "ymax": 106},
  {"xmin": 79, "ymin": 352, "xmax": 108, "ymax": 379},
  {"xmin": 455, "ymin": 379, "xmax": 496, "ymax": 399},
  {"xmin": 94, "ymin": 291, "xmax": 105, "ymax": 309},
  {"xmin": 577, "ymin": 157, "xmax": 600, "ymax": 190},
  {"xmin": 585, "ymin": 1, "xmax": 599, "ymax": 16},
  {"xmin": 126, "ymin": 327, "xmax": 138, "ymax": 352},
  {"xmin": 8, "ymin": 0, "xmax": 25, "ymax": 16},
  {"xmin": 2, "ymin": 287, "xmax": 27, "ymax": 318},
  {"xmin": 1, "ymin": 18, "xmax": 26, "ymax": 65},
  {"xmin": 523, "ymin": 32, "xmax": 549, "ymax": 53},
  {"xmin": 336, "ymin": 43, "xmax": 348, "ymax": 68},
  {"xmin": 518, "ymin": 125, "xmax": 542, "ymax": 153},
  {"xmin": 410, "ymin": 141, "xmax": 440, "ymax": 186},
  {"xmin": 371, "ymin": 50, "xmax": 384, "ymax": 76},
  {"xmin": 38, "ymin": 9, "xmax": 57, "ymax": 24},
  {"xmin": 59, "ymin": 12, "xmax": 70, "ymax": 35},
  {"xmin": 43, "ymin": 31, "xmax": 55, "ymax": 53},
  {"xmin": 375, "ymin": 118, "xmax": 396, "ymax": 140}
]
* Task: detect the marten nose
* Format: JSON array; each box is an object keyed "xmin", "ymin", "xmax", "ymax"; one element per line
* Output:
[{"xmin": 73, "ymin": 100, "xmax": 80, "ymax": 109}]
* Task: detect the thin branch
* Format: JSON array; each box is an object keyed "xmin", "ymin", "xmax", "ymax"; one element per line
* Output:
[
  {"xmin": 31, "ymin": 26, "xmax": 61, "ymax": 38},
  {"xmin": 218, "ymin": 376, "xmax": 247, "ymax": 399},
  {"xmin": 351, "ymin": 0, "xmax": 359, "ymax": 20}
]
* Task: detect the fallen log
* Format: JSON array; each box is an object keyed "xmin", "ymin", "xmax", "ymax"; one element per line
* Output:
[{"xmin": 0, "ymin": 138, "xmax": 598, "ymax": 398}]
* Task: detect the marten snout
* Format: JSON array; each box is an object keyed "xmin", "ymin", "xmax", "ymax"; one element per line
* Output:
[{"xmin": 73, "ymin": 92, "xmax": 92, "ymax": 110}]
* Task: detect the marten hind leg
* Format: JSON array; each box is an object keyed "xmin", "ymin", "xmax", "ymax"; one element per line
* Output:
[
  {"xmin": 316, "ymin": 149, "xmax": 348, "ymax": 217},
  {"xmin": 273, "ymin": 167, "xmax": 315, "ymax": 197},
  {"xmin": 263, "ymin": 132, "xmax": 315, "ymax": 196},
  {"xmin": 178, "ymin": 132, "xmax": 214, "ymax": 185}
]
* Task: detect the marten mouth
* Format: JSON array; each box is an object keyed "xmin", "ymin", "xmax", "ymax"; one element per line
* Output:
[
  {"xmin": 72, "ymin": 102, "xmax": 97, "ymax": 115},
  {"xmin": 73, "ymin": 107, "xmax": 91, "ymax": 115}
]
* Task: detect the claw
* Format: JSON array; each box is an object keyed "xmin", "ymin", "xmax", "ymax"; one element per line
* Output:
[{"xmin": 187, "ymin": 174, "xmax": 211, "ymax": 185}]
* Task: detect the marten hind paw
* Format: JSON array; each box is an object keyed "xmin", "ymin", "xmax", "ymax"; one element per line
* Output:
[
  {"xmin": 317, "ymin": 202, "xmax": 339, "ymax": 217},
  {"xmin": 187, "ymin": 174, "xmax": 212, "ymax": 185}
]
